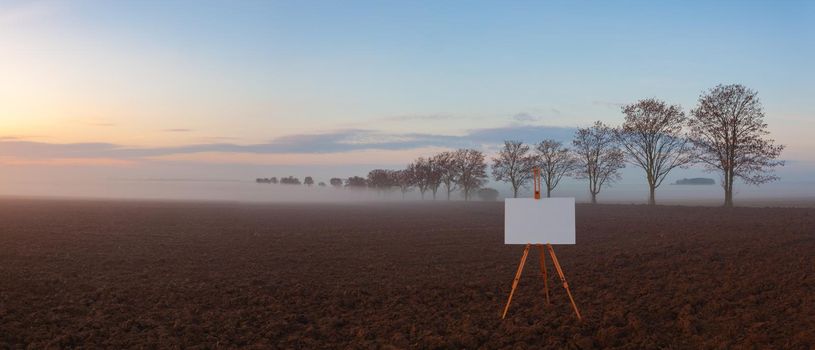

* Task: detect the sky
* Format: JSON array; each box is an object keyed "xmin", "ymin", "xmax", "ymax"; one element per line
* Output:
[{"xmin": 0, "ymin": 0, "xmax": 813, "ymax": 200}]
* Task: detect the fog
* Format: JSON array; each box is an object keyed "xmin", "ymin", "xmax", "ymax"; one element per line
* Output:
[
  {"xmin": 0, "ymin": 178, "xmax": 402, "ymax": 203},
  {"xmin": 2, "ymin": 175, "xmax": 814, "ymax": 206},
  {"xmin": 1, "ymin": 161, "xmax": 813, "ymax": 205}
]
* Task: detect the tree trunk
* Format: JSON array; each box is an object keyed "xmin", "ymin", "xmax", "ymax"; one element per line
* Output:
[
  {"xmin": 591, "ymin": 192, "xmax": 597, "ymax": 204},
  {"xmin": 724, "ymin": 185, "xmax": 733, "ymax": 207},
  {"xmin": 513, "ymin": 186, "xmax": 518, "ymax": 198},
  {"xmin": 722, "ymin": 171, "xmax": 734, "ymax": 207},
  {"xmin": 648, "ymin": 186, "xmax": 656, "ymax": 206},
  {"xmin": 546, "ymin": 188, "xmax": 552, "ymax": 198}
]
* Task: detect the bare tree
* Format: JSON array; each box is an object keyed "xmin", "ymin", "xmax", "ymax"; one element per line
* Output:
[
  {"xmin": 304, "ymin": 176, "xmax": 315, "ymax": 186},
  {"xmin": 454, "ymin": 149, "xmax": 488, "ymax": 201},
  {"xmin": 573, "ymin": 121, "xmax": 625, "ymax": 204},
  {"xmin": 615, "ymin": 98, "xmax": 693, "ymax": 205},
  {"xmin": 345, "ymin": 176, "xmax": 367, "ymax": 188},
  {"xmin": 367, "ymin": 169, "xmax": 395, "ymax": 192},
  {"xmin": 492, "ymin": 140, "xmax": 537, "ymax": 198},
  {"xmin": 434, "ymin": 151, "xmax": 458, "ymax": 200},
  {"xmin": 393, "ymin": 169, "xmax": 414, "ymax": 199},
  {"xmin": 426, "ymin": 156, "xmax": 443, "ymax": 200},
  {"xmin": 535, "ymin": 140, "xmax": 578, "ymax": 198},
  {"xmin": 329, "ymin": 178, "xmax": 343, "ymax": 187},
  {"xmin": 689, "ymin": 84, "xmax": 784, "ymax": 207},
  {"xmin": 408, "ymin": 158, "xmax": 433, "ymax": 199}
]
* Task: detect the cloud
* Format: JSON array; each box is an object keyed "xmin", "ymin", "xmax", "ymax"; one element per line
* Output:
[
  {"xmin": 381, "ymin": 114, "xmax": 461, "ymax": 122},
  {"xmin": 0, "ymin": 156, "xmax": 134, "ymax": 166},
  {"xmin": 512, "ymin": 112, "xmax": 540, "ymax": 122},
  {"xmin": 0, "ymin": 125, "xmax": 577, "ymax": 160},
  {"xmin": 164, "ymin": 128, "xmax": 193, "ymax": 132},
  {"xmin": 0, "ymin": 141, "xmax": 123, "ymax": 159},
  {"xmin": 0, "ymin": 135, "xmax": 50, "ymax": 141},
  {"xmin": 592, "ymin": 100, "xmax": 625, "ymax": 109},
  {"xmin": 198, "ymin": 136, "xmax": 239, "ymax": 141},
  {"xmin": 468, "ymin": 126, "xmax": 575, "ymax": 144}
]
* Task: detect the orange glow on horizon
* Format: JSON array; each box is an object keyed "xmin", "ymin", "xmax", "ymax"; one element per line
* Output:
[
  {"xmin": 144, "ymin": 147, "xmax": 454, "ymax": 166},
  {"xmin": 0, "ymin": 156, "xmax": 136, "ymax": 167}
]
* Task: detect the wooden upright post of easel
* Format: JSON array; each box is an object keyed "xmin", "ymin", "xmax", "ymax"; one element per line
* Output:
[{"xmin": 501, "ymin": 168, "xmax": 582, "ymax": 320}]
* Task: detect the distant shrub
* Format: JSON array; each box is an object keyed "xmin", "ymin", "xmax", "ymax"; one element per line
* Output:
[
  {"xmin": 280, "ymin": 176, "xmax": 302, "ymax": 185},
  {"xmin": 256, "ymin": 178, "xmax": 277, "ymax": 184},
  {"xmin": 674, "ymin": 178, "xmax": 715, "ymax": 185},
  {"xmin": 477, "ymin": 188, "xmax": 499, "ymax": 201},
  {"xmin": 345, "ymin": 176, "xmax": 367, "ymax": 188}
]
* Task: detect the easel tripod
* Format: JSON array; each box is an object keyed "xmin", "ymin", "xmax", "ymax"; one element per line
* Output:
[{"xmin": 501, "ymin": 168, "xmax": 582, "ymax": 320}]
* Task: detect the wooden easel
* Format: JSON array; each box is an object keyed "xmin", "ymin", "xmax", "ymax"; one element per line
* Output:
[{"xmin": 501, "ymin": 168, "xmax": 582, "ymax": 320}]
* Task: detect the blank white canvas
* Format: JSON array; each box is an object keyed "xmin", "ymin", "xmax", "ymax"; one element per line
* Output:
[{"xmin": 504, "ymin": 198, "xmax": 575, "ymax": 244}]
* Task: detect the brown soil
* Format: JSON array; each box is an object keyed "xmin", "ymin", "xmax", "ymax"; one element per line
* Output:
[{"xmin": 0, "ymin": 199, "xmax": 813, "ymax": 349}]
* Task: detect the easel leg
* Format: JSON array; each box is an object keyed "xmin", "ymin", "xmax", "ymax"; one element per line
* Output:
[
  {"xmin": 546, "ymin": 244, "xmax": 582, "ymax": 320},
  {"xmin": 537, "ymin": 244, "xmax": 550, "ymax": 305},
  {"xmin": 502, "ymin": 243, "xmax": 530, "ymax": 319}
]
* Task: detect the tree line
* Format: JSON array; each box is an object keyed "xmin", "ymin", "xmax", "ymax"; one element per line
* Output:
[
  {"xmin": 491, "ymin": 84, "xmax": 784, "ymax": 206},
  {"xmin": 256, "ymin": 84, "xmax": 784, "ymax": 207},
  {"xmin": 364, "ymin": 149, "xmax": 491, "ymax": 200},
  {"xmin": 257, "ymin": 149, "xmax": 498, "ymax": 201},
  {"xmin": 256, "ymin": 176, "xmax": 325, "ymax": 186}
]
